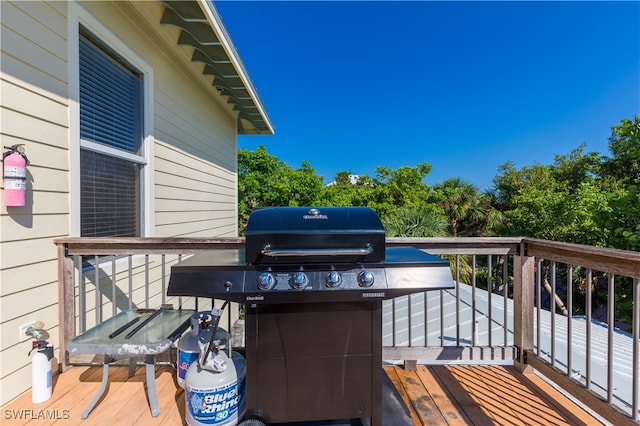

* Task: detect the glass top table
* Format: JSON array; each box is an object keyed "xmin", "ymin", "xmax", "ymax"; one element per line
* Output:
[
  {"xmin": 68, "ymin": 308, "xmax": 194, "ymax": 419},
  {"xmin": 69, "ymin": 308, "xmax": 193, "ymax": 356}
]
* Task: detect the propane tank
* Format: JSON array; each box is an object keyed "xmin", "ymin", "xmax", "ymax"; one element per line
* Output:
[
  {"xmin": 29, "ymin": 341, "xmax": 53, "ymax": 404},
  {"xmin": 177, "ymin": 311, "xmax": 229, "ymax": 389},
  {"xmin": 3, "ymin": 144, "xmax": 28, "ymax": 207},
  {"xmin": 185, "ymin": 345, "xmax": 246, "ymax": 426}
]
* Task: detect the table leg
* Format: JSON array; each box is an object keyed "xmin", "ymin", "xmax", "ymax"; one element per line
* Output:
[
  {"xmin": 145, "ymin": 354, "xmax": 160, "ymax": 417},
  {"xmin": 128, "ymin": 357, "xmax": 137, "ymax": 378},
  {"xmin": 81, "ymin": 354, "xmax": 110, "ymax": 419}
]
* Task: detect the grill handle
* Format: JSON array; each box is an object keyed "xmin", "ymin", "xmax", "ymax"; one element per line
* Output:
[{"xmin": 261, "ymin": 243, "xmax": 374, "ymax": 257}]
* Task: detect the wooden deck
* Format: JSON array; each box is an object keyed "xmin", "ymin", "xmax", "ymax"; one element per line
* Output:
[
  {"xmin": 1, "ymin": 364, "xmax": 604, "ymax": 425},
  {"xmin": 385, "ymin": 365, "xmax": 604, "ymax": 426}
]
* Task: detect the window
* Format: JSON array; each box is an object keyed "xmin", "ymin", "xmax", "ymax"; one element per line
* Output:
[{"xmin": 79, "ymin": 28, "xmax": 145, "ymax": 237}]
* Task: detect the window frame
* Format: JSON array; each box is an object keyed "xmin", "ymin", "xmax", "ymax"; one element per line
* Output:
[{"xmin": 69, "ymin": 4, "xmax": 154, "ymax": 238}]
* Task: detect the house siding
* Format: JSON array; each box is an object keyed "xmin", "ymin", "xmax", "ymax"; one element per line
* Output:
[
  {"xmin": 1, "ymin": 0, "xmax": 241, "ymax": 405},
  {"xmin": 1, "ymin": 0, "xmax": 71, "ymax": 405}
]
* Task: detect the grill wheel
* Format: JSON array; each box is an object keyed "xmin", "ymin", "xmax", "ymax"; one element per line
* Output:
[{"xmin": 238, "ymin": 419, "xmax": 266, "ymax": 426}]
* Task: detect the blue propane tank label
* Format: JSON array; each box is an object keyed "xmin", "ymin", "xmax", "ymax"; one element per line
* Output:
[
  {"xmin": 186, "ymin": 376, "xmax": 246, "ymax": 426},
  {"xmin": 178, "ymin": 350, "xmax": 198, "ymax": 382}
]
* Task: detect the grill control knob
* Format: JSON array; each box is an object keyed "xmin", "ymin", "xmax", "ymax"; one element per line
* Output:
[
  {"xmin": 290, "ymin": 272, "xmax": 308, "ymax": 290},
  {"xmin": 326, "ymin": 271, "xmax": 342, "ymax": 288},
  {"xmin": 257, "ymin": 272, "xmax": 275, "ymax": 290},
  {"xmin": 358, "ymin": 270, "xmax": 375, "ymax": 287}
]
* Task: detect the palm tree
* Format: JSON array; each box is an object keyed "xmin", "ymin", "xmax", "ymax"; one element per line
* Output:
[
  {"xmin": 434, "ymin": 178, "xmax": 503, "ymax": 236},
  {"xmin": 383, "ymin": 206, "xmax": 448, "ymax": 237},
  {"xmin": 382, "ymin": 207, "xmax": 472, "ymax": 283}
]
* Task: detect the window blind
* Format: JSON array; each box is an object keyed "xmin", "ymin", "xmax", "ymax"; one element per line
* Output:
[
  {"xmin": 79, "ymin": 29, "xmax": 144, "ymax": 238},
  {"xmin": 80, "ymin": 150, "xmax": 140, "ymax": 237},
  {"xmin": 79, "ymin": 33, "xmax": 142, "ymax": 154}
]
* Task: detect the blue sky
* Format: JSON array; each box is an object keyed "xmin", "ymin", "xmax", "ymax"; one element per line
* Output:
[{"xmin": 216, "ymin": 1, "xmax": 640, "ymax": 190}]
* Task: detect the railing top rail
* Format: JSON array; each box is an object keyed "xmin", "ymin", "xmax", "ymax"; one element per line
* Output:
[
  {"xmin": 524, "ymin": 237, "xmax": 640, "ymax": 278},
  {"xmin": 54, "ymin": 237, "xmax": 245, "ymax": 255},
  {"xmin": 54, "ymin": 236, "xmax": 640, "ymax": 276},
  {"xmin": 386, "ymin": 237, "xmax": 523, "ymax": 255},
  {"xmin": 54, "ymin": 236, "xmax": 525, "ymax": 256}
]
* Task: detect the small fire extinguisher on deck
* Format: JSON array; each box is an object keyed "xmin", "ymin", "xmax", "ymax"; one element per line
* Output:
[
  {"xmin": 3, "ymin": 144, "xmax": 29, "ymax": 207},
  {"xmin": 26, "ymin": 323, "xmax": 53, "ymax": 404}
]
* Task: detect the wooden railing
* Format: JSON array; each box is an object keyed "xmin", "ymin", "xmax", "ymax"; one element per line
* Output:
[{"xmin": 54, "ymin": 237, "xmax": 640, "ymax": 424}]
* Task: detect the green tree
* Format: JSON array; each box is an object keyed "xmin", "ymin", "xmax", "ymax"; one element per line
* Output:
[
  {"xmin": 550, "ymin": 143, "xmax": 602, "ymax": 190},
  {"xmin": 318, "ymin": 172, "xmax": 377, "ymax": 207},
  {"xmin": 368, "ymin": 163, "xmax": 433, "ymax": 216},
  {"xmin": 382, "ymin": 206, "xmax": 448, "ymax": 238},
  {"xmin": 498, "ymin": 181, "xmax": 609, "ymax": 246},
  {"xmin": 238, "ymin": 146, "xmax": 323, "ymax": 231},
  {"xmin": 382, "ymin": 206, "xmax": 473, "ymax": 283},
  {"xmin": 433, "ymin": 178, "xmax": 502, "ymax": 236},
  {"xmin": 491, "ymin": 161, "xmax": 557, "ymax": 212},
  {"xmin": 602, "ymin": 185, "xmax": 640, "ymax": 251},
  {"xmin": 602, "ymin": 116, "xmax": 640, "ymax": 185},
  {"xmin": 492, "ymin": 157, "xmax": 610, "ymax": 246}
]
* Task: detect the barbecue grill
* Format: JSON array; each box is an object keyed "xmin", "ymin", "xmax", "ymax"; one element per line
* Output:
[{"xmin": 168, "ymin": 206, "xmax": 455, "ymax": 425}]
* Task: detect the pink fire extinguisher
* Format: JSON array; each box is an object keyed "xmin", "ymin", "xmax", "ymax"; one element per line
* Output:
[{"xmin": 2, "ymin": 144, "xmax": 29, "ymax": 207}]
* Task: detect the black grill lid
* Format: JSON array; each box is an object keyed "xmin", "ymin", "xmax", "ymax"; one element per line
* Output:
[{"xmin": 245, "ymin": 207, "xmax": 385, "ymax": 265}]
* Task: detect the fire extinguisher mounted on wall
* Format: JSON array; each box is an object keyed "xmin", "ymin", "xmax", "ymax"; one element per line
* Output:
[{"xmin": 2, "ymin": 144, "xmax": 29, "ymax": 207}]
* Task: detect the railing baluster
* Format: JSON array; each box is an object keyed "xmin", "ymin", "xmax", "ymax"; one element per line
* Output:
[
  {"xmin": 391, "ymin": 297, "xmax": 396, "ymax": 347},
  {"xmin": 111, "ymin": 256, "xmax": 116, "ymax": 317},
  {"xmin": 551, "ymin": 261, "xmax": 556, "ymax": 368},
  {"xmin": 178, "ymin": 254, "xmax": 183, "ymax": 308},
  {"xmin": 633, "ymin": 277, "xmax": 639, "ymax": 421},
  {"xmin": 145, "ymin": 254, "xmax": 150, "ymax": 309},
  {"xmin": 503, "ymin": 255, "xmax": 508, "ymax": 346},
  {"xmin": 408, "ymin": 293, "xmax": 413, "ymax": 347},
  {"xmin": 586, "ymin": 268, "xmax": 592, "ymax": 390},
  {"xmin": 128, "ymin": 256, "xmax": 133, "ymax": 309},
  {"xmin": 472, "ymin": 254, "xmax": 477, "ymax": 346},
  {"xmin": 162, "ymin": 254, "xmax": 166, "ymax": 305},
  {"xmin": 488, "ymin": 254, "xmax": 492, "ymax": 347},
  {"xmin": 77, "ymin": 255, "xmax": 86, "ymax": 333},
  {"xmin": 607, "ymin": 273, "xmax": 615, "ymax": 403},
  {"xmin": 455, "ymin": 254, "xmax": 460, "ymax": 346},
  {"xmin": 439, "ymin": 289, "xmax": 444, "ymax": 347},
  {"xmin": 536, "ymin": 258, "xmax": 542, "ymax": 356},
  {"xmin": 567, "ymin": 264, "xmax": 573, "ymax": 378},
  {"xmin": 424, "ymin": 291, "xmax": 429, "ymax": 346},
  {"xmin": 95, "ymin": 255, "xmax": 101, "ymax": 325}
]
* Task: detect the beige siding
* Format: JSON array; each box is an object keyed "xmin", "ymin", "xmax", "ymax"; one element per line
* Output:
[
  {"xmin": 0, "ymin": 0, "xmax": 71, "ymax": 405},
  {"xmin": 1, "ymin": 0, "xmax": 242, "ymax": 405},
  {"xmin": 78, "ymin": 0, "xmax": 239, "ymax": 239},
  {"xmin": 153, "ymin": 78, "xmax": 238, "ymax": 238}
]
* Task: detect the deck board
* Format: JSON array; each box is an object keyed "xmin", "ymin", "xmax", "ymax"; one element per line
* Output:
[
  {"xmin": 414, "ymin": 364, "xmax": 473, "ymax": 425},
  {"xmin": 417, "ymin": 365, "xmax": 604, "ymax": 426},
  {"xmin": 382, "ymin": 365, "xmax": 422, "ymax": 425},
  {"xmin": 2, "ymin": 364, "xmax": 605, "ymax": 425},
  {"xmin": 393, "ymin": 367, "xmax": 447, "ymax": 425}
]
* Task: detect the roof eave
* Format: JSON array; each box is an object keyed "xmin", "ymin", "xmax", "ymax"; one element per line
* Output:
[{"xmin": 160, "ymin": 0, "xmax": 274, "ymax": 135}]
